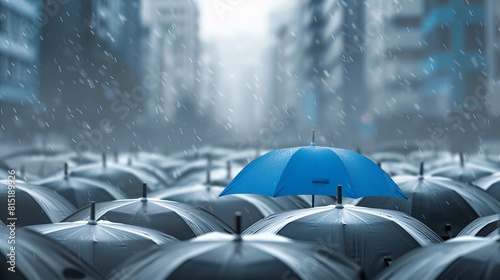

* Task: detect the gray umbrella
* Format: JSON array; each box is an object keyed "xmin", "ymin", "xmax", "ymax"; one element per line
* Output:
[
  {"xmin": 355, "ymin": 163, "xmax": 500, "ymax": 239},
  {"xmin": 34, "ymin": 163, "xmax": 127, "ymax": 208},
  {"xmin": 0, "ymin": 181, "xmax": 76, "ymax": 227},
  {"xmin": 244, "ymin": 192, "xmax": 442, "ymax": 278},
  {"xmin": 458, "ymin": 214, "xmax": 499, "ymax": 237},
  {"xmin": 25, "ymin": 202, "xmax": 177, "ymax": 276},
  {"xmin": 151, "ymin": 184, "xmax": 305, "ymax": 231},
  {"xmin": 429, "ymin": 153, "xmax": 498, "ymax": 185},
  {"xmin": 374, "ymin": 236, "xmax": 500, "ymax": 280},
  {"xmin": 63, "ymin": 184, "xmax": 233, "ymax": 240},
  {"xmin": 473, "ymin": 172, "xmax": 500, "ymax": 201},
  {"xmin": 109, "ymin": 232, "xmax": 365, "ymax": 280},
  {"xmin": 0, "ymin": 226, "xmax": 104, "ymax": 280},
  {"xmin": 70, "ymin": 153, "xmax": 166, "ymax": 198}
]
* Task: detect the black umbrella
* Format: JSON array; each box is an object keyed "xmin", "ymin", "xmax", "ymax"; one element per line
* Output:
[
  {"xmin": 109, "ymin": 228, "xmax": 365, "ymax": 279},
  {"xmin": 0, "ymin": 226, "xmax": 104, "ymax": 280},
  {"xmin": 25, "ymin": 202, "xmax": 177, "ymax": 276},
  {"xmin": 429, "ymin": 153, "xmax": 498, "ymax": 185},
  {"xmin": 34, "ymin": 163, "xmax": 127, "ymax": 208},
  {"xmin": 151, "ymin": 184, "xmax": 303, "ymax": 231},
  {"xmin": 70, "ymin": 153, "xmax": 166, "ymax": 197},
  {"xmin": 112, "ymin": 152, "xmax": 174, "ymax": 186},
  {"xmin": 473, "ymin": 172, "xmax": 500, "ymax": 201},
  {"xmin": 63, "ymin": 184, "xmax": 233, "ymax": 240},
  {"xmin": 244, "ymin": 187, "xmax": 442, "ymax": 278},
  {"xmin": 374, "ymin": 236, "xmax": 500, "ymax": 280},
  {"xmin": 0, "ymin": 181, "xmax": 76, "ymax": 226},
  {"xmin": 458, "ymin": 214, "xmax": 499, "ymax": 237},
  {"xmin": 356, "ymin": 163, "xmax": 500, "ymax": 239},
  {"xmin": 3, "ymin": 150, "xmax": 70, "ymax": 180}
]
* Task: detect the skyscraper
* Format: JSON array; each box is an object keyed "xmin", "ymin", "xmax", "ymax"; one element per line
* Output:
[{"xmin": 0, "ymin": 0, "xmax": 41, "ymax": 140}]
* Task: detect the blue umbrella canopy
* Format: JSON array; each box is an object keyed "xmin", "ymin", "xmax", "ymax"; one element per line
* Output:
[{"xmin": 221, "ymin": 145, "xmax": 406, "ymax": 199}]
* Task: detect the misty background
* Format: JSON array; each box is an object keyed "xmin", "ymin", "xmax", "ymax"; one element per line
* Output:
[{"xmin": 1, "ymin": 0, "xmax": 499, "ymax": 154}]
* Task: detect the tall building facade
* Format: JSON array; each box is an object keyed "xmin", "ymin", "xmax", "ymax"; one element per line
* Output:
[
  {"xmin": 39, "ymin": 0, "xmax": 145, "ymax": 150},
  {"xmin": 421, "ymin": 0, "xmax": 487, "ymax": 116},
  {"xmin": 0, "ymin": 0, "xmax": 41, "ymax": 140},
  {"xmin": 420, "ymin": 0, "xmax": 497, "ymax": 150},
  {"xmin": 270, "ymin": 0, "xmax": 368, "ymax": 145}
]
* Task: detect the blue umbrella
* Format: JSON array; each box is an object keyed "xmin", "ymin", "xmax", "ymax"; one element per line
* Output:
[{"xmin": 221, "ymin": 132, "xmax": 406, "ymax": 199}]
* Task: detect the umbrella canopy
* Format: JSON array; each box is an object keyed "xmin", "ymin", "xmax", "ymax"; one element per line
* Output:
[
  {"xmin": 374, "ymin": 236, "xmax": 500, "ymax": 280},
  {"xmin": 70, "ymin": 153, "xmax": 166, "ymax": 198},
  {"xmin": 25, "ymin": 203, "xmax": 177, "ymax": 276},
  {"xmin": 63, "ymin": 185, "xmax": 233, "ymax": 240},
  {"xmin": 0, "ymin": 181, "xmax": 76, "ymax": 226},
  {"xmin": 458, "ymin": 214, "xmax": 499, "ymax": 237},
  {"xmin": 220, "ymin": 144, "xmax": 406, "ymax": 199},
  {"xmin": 244, "ymin": 202, "xmax": 442, "ymax": 278},
  {"xmin": 34, "ymin": 163, "xmax": 127, "ymax": 208},
  {"xmin": 0, "ymin": 227, "xmax": 104, "ymax": 280},
  {"xmin": 429, "ymin": 153, "xmax": 498, "ymax": 185},
  {"xmin": 109, "ymin": 232, "xmax": 365, "ymax": 280},
  {"xmin": 1, "ymin": 147, "xmax": 69, "ymax": 180},
  {"xmin": 473, "ymin": 172, "xmax": 500, "ymax": 201},
  {"xmin": 355, "ymin": 165, "xmax": 500, "ymax": 239},
  {"xmin": 151, "ymin": 185, "xmax": 308, "ymax": 231}
]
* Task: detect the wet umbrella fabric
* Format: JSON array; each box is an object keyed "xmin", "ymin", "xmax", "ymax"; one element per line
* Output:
[
  {"xmin": 244, "ymin": 204, "xmax": 442, "ymax": 278},
  {"xmin": 374, "ymin": 236, "xmax": 500, "ymax": 280},
  {"xmin": 458, "ymin": 214, "xmax": 500, "ymax": 237},
  {"xmin": 220, "ymin": 146, "xmax": 406, "ymax": 199},
  {"xmin": 473, "ymin": 172, "xmax": 500, "ymax": 201},
  {"xmin": 0, "ymin": 181, "xmax": 76, "ymax": 226},
  {"xmin": 109, "ymin": 233, "xmax": 365, "ymax": 280},
  {"xmin": 35, "ymin": 173, "xmax": 127, "ymax": 208},
  {"xmin": 25, "ymin": 220, "xmax": 177, "ymax": 276},
  {"xmin": 355, "ymin": 175, "xmax": 500, "ymax": 239},
  {"xmin": 0, "ymin": 227, "xmax": 104, "ymax": 280},
  {"xmin": 152, "ymin": 185, "xmax": 308, "ymax": 231},
  {"xmin": 63, "ymin": 196, "xmax": 233, "ymax": 240}
]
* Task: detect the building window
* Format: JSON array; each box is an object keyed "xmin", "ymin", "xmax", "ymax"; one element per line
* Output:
[
  {"xmin": 391, "ymin": 16, "xmax": 421, "ymax": 29},
  {"xmin": 465, "ymin": 23, "xmax": 484, "ymax": 52}
]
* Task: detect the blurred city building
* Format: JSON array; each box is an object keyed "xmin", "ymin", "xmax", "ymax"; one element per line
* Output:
[
  {"xmin": 143, "ymin": 0, "xmax": 200, "ymax": 126},
  {"xmin": 486, "ymin": 0, "xmax": 500, "ymax": 117},
  {"xmin": 270, "ymin": 0, "xmax": 369, "ymax": 146},
  {"xmin": 0, "ymin": 0, "xmax": 41, "ymax": 140},
  {"xmin": 420, "ymin": 0, "xmax": 495, "ymax": 150},
  {"xmin": 38, "ymin": 0, "xmax": 145, "ymax": 150}
]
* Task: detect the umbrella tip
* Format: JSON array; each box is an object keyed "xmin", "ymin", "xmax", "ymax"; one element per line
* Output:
[
  {"xmin": 419, "ymin": 162, "xmax": 424, "ymax": 178},
  {"xmin": 335, "ymin": 185, "xmax": 344, "ymax": 209},
  {"xmin": 459, "ymin": 152, "xmax": 464, "ymax": 167},
  {"xmin": 234, "ymin": 211, "xmax": 242, "ymax": 240},
  {"xmin": 310, "ymin": 130, "xmax": 316, "ymax": 146},
  {"xmin": 88, "ymin": 201, "xmax": 97, "ymax": 225},
  {"xmin": 127, "ymin": 156, "xmax": 132, "ymax": 166},
  {"xmin": 356, "ymin": 147, "xmax": 361, "ymax": 154},
  {"xmin": 102, "ymin": 152, "xmax": 107, "ymax": 168},
  {"xmin": 141, "ymin": 183, "xmax": 148, "ymax": 202},
  {"xmin": 64, "ymin": 162, "xmax": 68, "ymax": 178}
]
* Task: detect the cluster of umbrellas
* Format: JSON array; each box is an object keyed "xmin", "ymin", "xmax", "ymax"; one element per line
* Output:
[{"xmin": 1, "ymin": 134, "xmax": 499, "ymax": 279}]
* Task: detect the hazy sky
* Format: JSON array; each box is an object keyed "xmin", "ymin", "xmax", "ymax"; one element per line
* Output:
[{"xmin": 198, "ymin": 0, "xmax": 287, "ymax": 40}]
